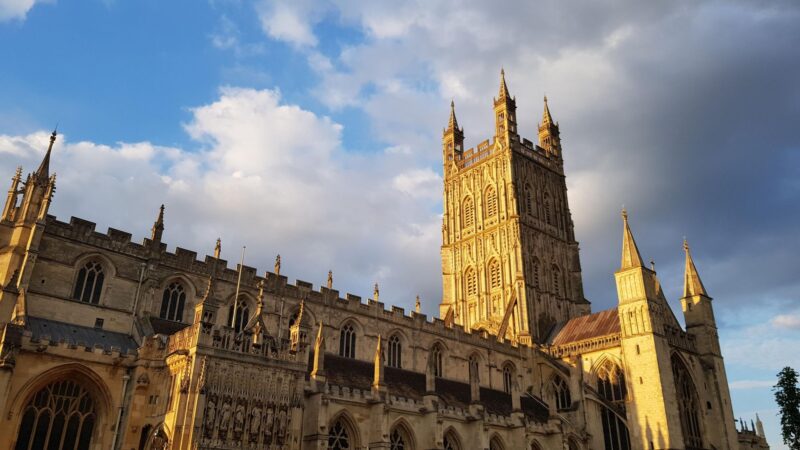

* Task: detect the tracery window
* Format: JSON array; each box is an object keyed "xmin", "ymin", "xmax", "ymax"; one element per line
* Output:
[
  {"xmin": 485, "ymin": 186, "xmax": 498, "ymax": 218},
  {"xmin": 15, "ymin": 379, "xmax": 96, "ymax": 450},
  {"xmin": 431, "ymin": 345, "xmax": 443, "ymax": 378},
  {"xmin": 443, "ymin": 432, "xmax": 461, "ymax": 450},
  {"xmin": 597, "ymin": 363, "xmax": 631, "ymax": 450},
  {"xmin": 502, "ymin": 364, "xmax": 514, "ymax": 394},
  {"xmin": 672, "ymin": 354, "xmax": 703, "ymax": 449},
  {"xmin": 390, "ymin": 427, "xmax": 411, "ymax": 450},
  {"xmin": 489, "ymin": 260, "xmax": 502, "ymax": 290},
  {"xmin": 553, "ymin": 375, "xmax": 572, "ymax": 410},
  {"xmin": 160, "ymin": 282, "xmax": 186, "ymax": 322},
  {"xmin": 490, "ymin": 437, "xmax": 505, "ymax": 450},
  {"xmin": 388, "ymin": 334, "xmax": 402, "ymax": 369},
  {"xmin": 552, "ymin": 265, "xmax": 561, "ymax": 297},
  {"xmin": 228, "ymin": 298, "xmax": 250, "ymax": 333},
  {"xmin": 339, "ymin": 324, "xmax": 356, "ymax": 359},
  {"xmin": 465, "ymin": 268, "xmax": 477, "ymax": 297},
  {"xmin": 462, "ymin": 197, "xmax": 475, "ymax": 229},
  {"xmin": 72, "ymin": 260, "xmax": 104, "ymax": 304},
  {"xmin": 328, "ymin": 419, "xmax": 351, "ymax": 450}
]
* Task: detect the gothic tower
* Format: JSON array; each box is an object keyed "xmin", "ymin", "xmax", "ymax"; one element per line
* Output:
[{"xmin": 440, "ymin": 72, "xmax": 588, "ymax": 344}]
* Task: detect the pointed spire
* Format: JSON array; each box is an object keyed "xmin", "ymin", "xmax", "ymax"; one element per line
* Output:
[
  {"xmin": 620, "ymin": 209, "xmax": 644, "ymax": 270},
  {"xmin": 683, "ymin": 239, "xmax": 708, "ymax": 297},
  {"xmin": 447, "ymin": 99, "xmax": 459, "ymax": 131},
  {"xmin": 542, "ymin": 95, "xmax": 554, "ymax": 125},
  {"xmin": 214, "ymin": 238, "xmax": 221, "ymax": 258},
  {"xmin": 373, "ymin": 334, "xmax": 384, "ymax": 389},
  {"xmin": 498, "ymin": 68, "xmax": 510, "ymax": 100},
  {"xmin": 151, "ymin": 204, "xmax": 165, "ymax": 241},
  {"xmin": 36, "ymin": 128, "xmax": 57, "ymax": 179}
]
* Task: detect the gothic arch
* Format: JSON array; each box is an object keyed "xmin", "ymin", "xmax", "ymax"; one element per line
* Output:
[
  {"xmin": 157, "ymin": 275, "xmax": 197, "ymax": 323},
  {"xmin": 328, "ymin": 409, "xmax": 361, "ymax": 450},
  {"xmin": 70, "ymin": 252, "xmax": 117, "ymax": 305},
  {"xmin": 590, "ymin": 354, "xmax": 625, "ymax": 377},
  {"xmin": 442, "ymin": 427, "xmax": 463, "ymax": 450},
  {"xmin": 671, "ymin": 352, "xmax": 703, "ymax": 449},
  {"xmin": 462, "ymin": 196, "xmax": 475, "ymax": 229},
  {"xmin": 501, "ymin": 361, "xmax": 516, "ymax": 394},
  {"xmin": 225, "ymin": 292, "xmax": 255, "ymax": 332},
  {"xmin": 9, "ymin": 364, "xmax": 114, "ymax": 450},
  {"xmin": 338, "ymin": 319, "xmax": 361, "ymax": 359},
  {"xmin": 141, "ymin": 421, "xmax": 172, "ymax": 450},
  {"xmin": 530, "ymin": 440, "xmax": 543, "ymax": 450},
  {"xmin": 389, "ymin": 418, "xmax": 417, "ymax": 450},
  {"xmin": 489, "ymin": 434, "xmax": 506, "ymax": 450}
]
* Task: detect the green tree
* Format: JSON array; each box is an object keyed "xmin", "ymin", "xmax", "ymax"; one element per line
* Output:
[{"xmin": 775, "ymin": 367, "xmax": 800, "ymax": 450}]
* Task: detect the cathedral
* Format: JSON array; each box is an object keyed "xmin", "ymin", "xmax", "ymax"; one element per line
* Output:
[{"xmin": 0, "ymin": 72, "xmax": 770, "ymax": 450}]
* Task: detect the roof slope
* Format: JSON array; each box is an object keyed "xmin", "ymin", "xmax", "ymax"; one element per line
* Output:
[{"xmin": 548, "ymin": 308, "xmax": 620, "ymax": 346}]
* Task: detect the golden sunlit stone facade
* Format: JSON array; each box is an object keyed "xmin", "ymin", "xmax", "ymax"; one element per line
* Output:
[{"xmin": 0, "ymin": 74, "xmax": 769, "ymax": 450}]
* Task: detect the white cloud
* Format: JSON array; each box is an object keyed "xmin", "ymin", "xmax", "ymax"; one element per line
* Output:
[
  {"xmin": 0, "ymin": 0, "xmax": 40, "ymax": 21},
  {"xmin": 773, "ymin": 314, "xmax": 800, "ymax": 330},
  {"xmin": 0, "ymin": 87, "xmax": 442, "ymax": 311},
  {"xmin": 729, "ymin": 380, "xmax": 776, "ymax": 390},
  {"xmin": 255, "ymin": 0, "xmax": 320, "ymax": 47}
]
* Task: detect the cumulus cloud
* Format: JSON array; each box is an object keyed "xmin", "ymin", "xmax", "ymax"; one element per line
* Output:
[
  {"xmin": 773, "ymin": 314, "xmax": 800, "ymax": 330},
  {"xmin": 0, "ymin": 0, "xmax": 41, "ymax": 21},
  {"xmin": 255, "ymin": 0, "xmax": 321, "ymax": 47},
  {"xmin": 0, "ymin": 87, "xmax": 442, "ymax": 309}
]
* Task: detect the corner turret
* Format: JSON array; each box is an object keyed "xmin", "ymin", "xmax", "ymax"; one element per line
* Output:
[
  {"xmin": 493, "ymin": 69, "xmax": 518, "ymax": 147},
  {"xmin": 442, "ymin": 100, "xmax": 464, "ymax": 177},
  {"xmin": 538, "ymin": 96, "xmax": 562, "ymax": 159},
  {"xmin": 680, "ymin": 239, "xmax": 719, "ymax": 355}
]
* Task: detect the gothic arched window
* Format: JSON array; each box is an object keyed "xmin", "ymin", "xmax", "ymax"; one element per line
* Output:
[
  {"xmin": 388, "ymin": 334, "xmax": 402, "ymax": 369},
  {"xmin": 462, "ymin": 197, "xmax": 475, "ymax": 229},
  {"xmin": 339, "ymin": 323, "xmax": 356, "ymax": 359},
  {"xmin": 672, "ymin": 354, "xmax": 702, "ymax": 449},
  {"xmin": 431, "ymin": 345, "xmax": 443, "ymax": 378},
  {"xmin": 544, "ymin": 192, "xmax": 553, "ymax": 225},
  {"xmin": 502, "ymin": 364, "xmax": 514, "ymax": 394},
  {"xmin": 553, "ymin": 375, "xmax": 572, "ymax": 410},
  {"xmin": 551, "ymin": 265, "xmax": 562, "ymax": 297},
  {"xmin": 390, "ymin": 425, "xmax": 413, "ymax": 450},
  {"xmin": 328, "ymin": 418, "xmax": 353, "ymax": 450},
  {"xmin": 485, "ymin": 186, "xmax": 498, "ymax": 218},
  {"xmin": 227, "ymin": 298, "xmax": 250, "ymax": 333},
  {"xmin": 597, "ymin": 362, "xmax": 631, "ymax": 450},
  {"xmin": 72, "ymin": 260, "xmax": 104, "ymax": 304},
  {"xmin": 443, "ymin": 432, "xmax": 461, "ymax": 450},
  {"xmin": 15, "ymin": 379, "xmax": 97, "ymax": 450},
  {"xmin": 525, "ymin": 183, "xmax": 534, "ymax": 216},
  {"xmin": 490, "ymin": 437, "xmax": 505, "ymax": 450},
  {"xmin": 465, "ymin": 268, "xmax": 477, "ymax": 297},
  {"xmin": 160, "ymin": 282, "xmax": 186, "ymax": 322},
  {"xmin": 489, "ymin": 260, "xmax": 502, "ymax": 290}
]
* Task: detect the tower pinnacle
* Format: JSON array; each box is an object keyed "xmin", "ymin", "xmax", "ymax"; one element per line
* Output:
[
  {"xmin": 35, "ymin": 129, "xmax": 57, "ymax": 180},
  {"xmin": 620, "ymin": 209, "xmax": 644, "ymax": 270},
  {"xmin": 447, "ymin": 100, "xmax": 459, "ymax": 131},
  {"xmin": 498, "ymin": 68, "xmax": 510, "ymax": 100},
  {"xmin": 151, "ymin": 204, "xmax": 165, "ymax": 242},
  {"xmin": 683, "ymin": 239, "xmax": 708, "ymax": 297},
  {"xmin": 542, "ymin": 95, "xmax": 554, "ymax": 125}
]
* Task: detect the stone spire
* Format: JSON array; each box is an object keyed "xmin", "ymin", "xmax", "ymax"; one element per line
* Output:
[
  {"xmin": 35, "ymin": 129, "xmax": 57, "ymax": 180},
  {"xmin": 538, "ymin": 96, "xmax": 562, "ymax": 158},
  {"xmin": 447, "ymin": 100, "xmax": 459, "ymax": 131},
  {"xmin": 683, "ymin": 239, "xmax": 708, "ymax": 297},
  {"xmin": 3, "ymin": 167, "xmax": 23, "ymax": 221},
  {"xmin": 498, "ymin": 68, "xmax": 510, "ymax": 100},
  {"xmin": 756, "ymin": 414, "xmax": 765, "ymax": 437},
  {"xmin": 151, "ymin": 204, "xmax": 165, "ymax": 242},
  {"xmin": 620, "ymin": 209, "xmax": 644, "ymax": 270},
  {"xmin": 214, "ymin": 238, "xmax": 221, "ymax": 259},
  {"xmin": 542, "ymin": 95, "xmax": 554, "ymax": 125}
]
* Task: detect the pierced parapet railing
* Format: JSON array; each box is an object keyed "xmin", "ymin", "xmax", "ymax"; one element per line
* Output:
[{"xmin": 167, "ymin": 322, "xmax": 298, "ymax": 362}]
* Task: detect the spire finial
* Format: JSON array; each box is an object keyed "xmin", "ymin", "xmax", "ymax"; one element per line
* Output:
[
  {"xmin": 151, "ymin": 204, "xmax": 165, "ymax": 241},
  {"xmin": 683, "ymin": 238, "xmax": 708, "ymax": 297},
  {"xmin": 214, "ymin": 238, "xmax": 221, "ymax": 258},
  {"xmin": 373, "ymin": 282, "xmax": 380, "ymax": 302},
  {"xmin": 542, "ymin": 95, "xmax": 554, "ymax": 125},
  {"xmin": 327, "ymin": 270, "xmax": 333, "ymax": 289},
  {"xmin": 620, "ymin": 208, "xmax": 644, "ymax": 270},
  {"xmin": 447, "ymin": 99, "xmax": 459, "ymax": 131},
  {"xmin": 36, "ymin": 128, "xmax": 57, "ymax": 179},
  {"xmin": 415, "ymin": 295, "xmax": 421, "ymax": 313},
  {"xmin": 274, "ymin": 254, "xmax": 281, "ymax": 276}
]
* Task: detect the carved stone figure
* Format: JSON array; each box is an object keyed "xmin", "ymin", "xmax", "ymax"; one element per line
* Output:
[
  {"xmin": 250, "ymin": 403, "xmax": 263, "ymax": 438},
  {"xmin": 219, "ymin": 398, "xmax": 231, "ymax": 431},
  {"xmin": 233, "ymin": 402, "xmax": 245, "ymax": 434},
  {"xmin": 204, "ymin": 396, "xmax": 217, "ymax": 437},
  {"xmin": 264, "ymin": 404, "xmax": 274, "ymax": 437},
  {"xmin": 277, "ymin": 408, "xmax": 287, "ymax": 437}
]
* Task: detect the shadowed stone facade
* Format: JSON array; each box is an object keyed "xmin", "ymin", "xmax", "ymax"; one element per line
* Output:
[{"xmin": 0, "ymin": 74, "xmax": 769, "ymax": 450}]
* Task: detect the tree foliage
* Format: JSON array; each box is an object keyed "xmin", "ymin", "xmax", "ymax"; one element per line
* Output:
[{"xmin": 775, "ymin": 367, "xmax": 800, "ymax": 450}]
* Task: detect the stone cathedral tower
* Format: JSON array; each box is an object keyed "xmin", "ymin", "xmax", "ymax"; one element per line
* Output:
[{"xmin": 440, "ymin": 71, "xmax": 589, "ymax": 344}]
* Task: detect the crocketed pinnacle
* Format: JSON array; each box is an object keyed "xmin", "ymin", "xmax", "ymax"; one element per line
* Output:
[
  {"xmin": 36, "ymin": 129, "xmax": 57, "ymax": 179},
  {"xmin": 683, "ymin": 239, "xmax": 708, "ymax": 297},
  {"xmin": 447, "ymin": 100, "xmax": 459, "ymax": 130},
  {"xmin": 620, "ymin": 209, "xmax": 644, "ymax": 270},
  {"xmin": 151, "ymin": 204, "xmax": 165, "ymax": 241},
  {"xmin": 498, "ymin": 68, "xmax": 510, "ymax": 100},
  {"xmin": 542, "ymin": 95, "xmax": 554, "ymax": 125}
]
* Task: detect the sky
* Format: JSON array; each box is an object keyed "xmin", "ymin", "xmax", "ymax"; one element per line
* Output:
[{"xmin": 1, "ymin": 0, "xmax": 799, "ymax": 447}]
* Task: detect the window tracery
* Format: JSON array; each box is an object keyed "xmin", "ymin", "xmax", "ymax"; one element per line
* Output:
[
  {"xmin": 328, "ymin": 419, "xmax": 351, "ymax": 450},
  {"xmin": 227, "ymin": 298, "xmax": 250, "ymax": 333},
  {"xmin": 15, "ymin": 379, "xmax": 97, "ymax": 450},
  {"xmin": 489, "ymin": 260, "xmax": 502, "ymax": 290},
  {"xmin": 462, "ymin": 197, "xmax": 475, "ymax": 229},
  {"xmin": 431, "ymin": 345, "xmax": 443, "ymax": 378},
  {"xmin": 672, "ymin": 355, "xmax": 702, "ymax": 449},
  {"xmin": 485, "ymin": 186, "xmax": 498, "ymax": 218},
  {"xmin": 388, "ymin": 334, "xmax": 402, "ymax": 369},
  {"xmin": 597, "ymin": 362, "xmax": 631, "ymax": 450},
  {"xmin": 72, "ymin": 260, "xmax": 104, "ymax": 304},
  {"xmin": 339, "ymin": 324, "xmax": 356, "ymax": 359},
  {"xmin": 502, "ymin": 364, "xmax": 514, "ymax": 394},
  {"xmin": 390, "ymin": 426, "xmax": 412, "ymax": 450},
  {"xmin": 553, "ymin": 375, "xmax": 571, "ymax": 410},
  {"xmin": 443, "ymin": 432, "xmax": 460, "ymax": 450},
  {"xmin": 465, "ymin": 268, "xmax": 477, "ymax": 297},
  {"xmin": 160, "ymin": 282, "xmax": 186, "ymax": 322}
]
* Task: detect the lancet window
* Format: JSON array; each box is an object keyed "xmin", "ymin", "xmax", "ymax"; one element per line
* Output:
[
  {"xmin": 227, "ymin": 298, "xmax": 250, "ymax": 333},
  {"xmin": 15, "ymin": 379, "xmax": 97, "ymax": 450},
  {"xmin": 502, "ymin": 364, "xmax": 514, "ymax": 394},
  {"xmin": 339, "ymin": 324, "xmax": 356, "ymax": 359},
  {"xmin": 72, "ymin": 260, "xmax": 104, "ymax": 304},
  {"xmin": 485, "ymin": 186, "xmax": 498, "ymax": 218},
  {"xmin": 552, "ymin": 265, "xmax": 562, "ymax": 297},
  {"xmin": 443, "ymin": 432, "xmax": 461, "ymax": 450},
  {"xmin": 390, "ymin": 426, "xmax": 412, "ymax": 450},
  {"xmin": 160, "ymin": 282, "xmax": 186, "ymax": 322},
  {"xmin": 465, "ymin": 268, "xmax": 477, "ymax": 297},
  {"xmin": 553, "ymin": 375, "xmax": 572, "ymax": 410},
  {"xmin": 489, "ymin": 260, "xmax": 502, "ymax": 290},
  {"xmin": 597, "ymin": 362, "xmax": 631, "ymax": 450},
  {"xmin": 672, "ymin": 354, "xmax": 703, "ymax": 449},
  {"xmin": 490, "ymin": 437, "xmax": 505, "ymax": 450},
  {"xmin": 544, "ymin": 192, "xmax": 553, "ymax": 225},
  {"xmin": 462, "ymin": 197, "xmax": 475, "ymax": 229},
  {"xmin": 328, "ymin": 419, "xmax": 352, "ymax": 450},
  {"xmin": 431, "ymin": 345, "xmax": 443, "ymax": 377},
  {"xmin": 388, "ymin": 334, "xmax": 402, "ymax": 369}
]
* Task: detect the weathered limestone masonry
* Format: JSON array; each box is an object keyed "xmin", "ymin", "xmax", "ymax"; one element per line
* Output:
[{"xmin": 0, "ymin": 73, "xmax": 769, "ymax": 450}]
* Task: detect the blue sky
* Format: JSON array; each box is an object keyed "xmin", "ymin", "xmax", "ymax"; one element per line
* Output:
[{"xmin": 2, "ymin": 1, "xmax": 799, "ymax": 448}]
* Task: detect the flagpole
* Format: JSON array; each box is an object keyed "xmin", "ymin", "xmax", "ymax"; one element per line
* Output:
[{"xmin": 232, "ymin": 246, "xmax": 246, "ymax": 331}]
